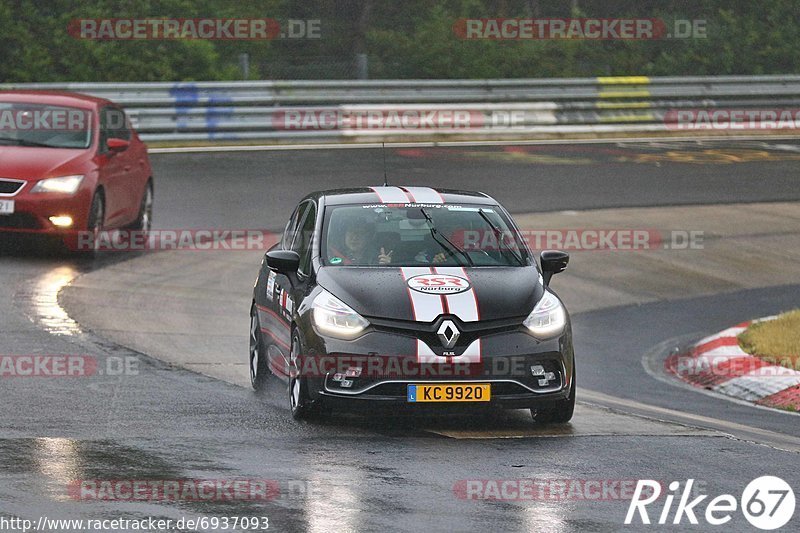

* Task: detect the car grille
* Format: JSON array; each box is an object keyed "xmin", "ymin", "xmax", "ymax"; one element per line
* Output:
[
  {"xmin": 369, "ymin": 315, "xmax": 525, "ymax": 357},
  {"xmin": 0, "ymin": 179, "xmax": 25, "ymax": 196},
  {"xmin": 0, "ymin": 213, "xmax": 41, "ymax": 229}
]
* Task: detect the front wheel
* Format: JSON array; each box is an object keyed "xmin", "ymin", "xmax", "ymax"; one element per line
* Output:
[
  {"xmin": 531, "ymin": 367, "xmax": 576, "ymax": 424},
  {"xmin": 80, "ymin": 191, "xmax": 105, "ymax": 255},
  {"xmin": 249, "ymin": 305, "xmax": 269, "ymax": 391},
  {"xmin": 131, "ymin": 180, "xmax": 153, "ymax": 232},
  {"xmin": 288, "ymin": 329, "xmax": 323, "ymax": 420}
]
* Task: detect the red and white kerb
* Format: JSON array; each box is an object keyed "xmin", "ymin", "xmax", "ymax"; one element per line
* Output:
[{"xmin": 400, "ymin": 266, "xmax": 481, "ymax": 364}]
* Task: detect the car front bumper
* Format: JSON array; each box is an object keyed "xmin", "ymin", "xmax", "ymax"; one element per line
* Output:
[
  {"xmin": 298, "ymin": 322, "xmax": 575, "ymax": 410},
  {"xmin": 0, "ymin": 187, "xmax": 92, "ymax": 235}
]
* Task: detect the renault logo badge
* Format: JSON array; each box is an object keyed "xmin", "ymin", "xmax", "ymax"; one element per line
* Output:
[{"xmin": 437, "ymin": 320, "xmax": 460, "ymax": 349}]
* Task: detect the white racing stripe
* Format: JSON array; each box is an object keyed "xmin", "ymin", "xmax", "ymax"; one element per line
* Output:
[
  {"xmin": 371, "ymin": 186, "xmax": 410, "ymax": 204},
  {"xmin": 459, "ymin": 339, "xmax": 482, "ymax": 363},
  {"xmin": 400, "ymin": 186, "xmax": 444, "ymax": 204},
  {"xmin": 402, "ymin": 266, "xmax": 483, "ymax": 363},
  {"xmin": 416, "ymin": 339, "xmax": 439, "ymax": 363},
  {"xmin": 416, "ymin": 339, "xmax": 482, "ymax": 364},
  {"xmin": 400, "ymin": 267, "xmax": 443, "ymax": 322},
  {"xmin": 433, "ymin": 266, "xmax": 480, "ymax": 322}
]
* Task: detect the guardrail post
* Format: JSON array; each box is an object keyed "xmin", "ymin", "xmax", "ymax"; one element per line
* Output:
[{"xmin": 355, "ymin": 54, "xmax": 368, "ymax": 80}]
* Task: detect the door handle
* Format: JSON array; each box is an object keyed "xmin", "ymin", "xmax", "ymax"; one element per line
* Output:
[{"xmin": 123, "ymin": 166, "xmax": 131, "ymax": 172}]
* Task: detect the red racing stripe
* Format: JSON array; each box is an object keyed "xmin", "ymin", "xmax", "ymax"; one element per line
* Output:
[
  {"xmin": 399, "ymin": 186, "xmax": 417, "ymax": 203},
  {"xmin": 256, "ymin": 303, "xmax": 290, "ymax": 328},
  {"xmin": 260, "ymin": 327, "xmax": 290, "ymax": 350},
  {"xmin": 400, "ymin": 267, "xmax": 418, "ymax": 321}
]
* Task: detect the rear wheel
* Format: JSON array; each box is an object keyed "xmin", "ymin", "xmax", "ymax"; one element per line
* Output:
[
  {"xmin": 249, "ymin": 305, "xmax": 269, "ymax": 391},
  {"xmin": 531, "ymin": 367, "xmax": 576, "ymax": 424}
]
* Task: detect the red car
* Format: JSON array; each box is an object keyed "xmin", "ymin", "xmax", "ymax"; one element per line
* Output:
[{"xmin": 0, "ymin": 91, "xmax": 153, "ymax": 251}]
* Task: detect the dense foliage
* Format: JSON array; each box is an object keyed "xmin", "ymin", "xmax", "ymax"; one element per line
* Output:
[{"xmin": 1, "ymin": 0, "xmax": 797, "ymax": 81}]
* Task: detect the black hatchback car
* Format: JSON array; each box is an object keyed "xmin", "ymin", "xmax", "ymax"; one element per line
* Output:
[{"xmin": 249, "ymin": 186, "xmax": 575, "ymax": 422}]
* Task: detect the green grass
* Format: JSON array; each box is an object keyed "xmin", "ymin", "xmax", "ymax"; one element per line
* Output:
[{"xmin": 738, "ymin": 309, "xmax": 800, "ymax": 370}]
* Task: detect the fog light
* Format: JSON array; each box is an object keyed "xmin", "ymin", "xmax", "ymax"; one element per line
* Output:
[
  {"xmin": 531, "ymin": 365, "xmax": 545, "ymax": 376},
  {"xmin": 345, "ymin": 366, "xmax": 362, "ymax": 378},
  {"xmin": 49, "ymin": 216, "xmax": 73, "ymax": 227}
]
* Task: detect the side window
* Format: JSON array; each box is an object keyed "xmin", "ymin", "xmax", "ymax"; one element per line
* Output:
[
  {"xmin": 292, "ymin": 203, "xmax": 317, "ymax": 275},
  {"xmin": 281, "ymin": 205, "xmax": 302, "ymax": 250},
  {"xmin": 111, "ymin": 107, "xmax": 131, "ymax": 140},
  {"xmin": 98, "ymin": 108, "xmax": 110, "ymax": 152}
]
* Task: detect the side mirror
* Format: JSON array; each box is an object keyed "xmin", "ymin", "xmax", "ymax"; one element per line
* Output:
[
  {"xmin": 540, "ymin": 250, "xmax": 569, "ymax": 286},
  {"xmin": 107, "ymin": 138, "xmax": 130, "ymax": 153},
  {"xmin": 266, "ymin": 250, "xmax": 300, "ymax": 275}
]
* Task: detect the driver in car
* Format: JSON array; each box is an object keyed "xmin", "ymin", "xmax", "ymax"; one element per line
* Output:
[
  {"xmin": 330, "ymin": 215, "xmax": 462, "ymax": 266},
  {"xmin": 330, "ymin": 220, "xmax": 394, "ymax": 265}
]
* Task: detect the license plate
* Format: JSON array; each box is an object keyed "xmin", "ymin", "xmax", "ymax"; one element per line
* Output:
[
  {"xmin": 0, "ymin": 200, "xmax": 14, "ymax": 215},
  {"xmin": 407, "ymin": 383, "xmax": 491, "ymax": 403}
]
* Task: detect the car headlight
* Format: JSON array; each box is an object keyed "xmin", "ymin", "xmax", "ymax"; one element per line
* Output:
[
  {"xmin": 311, "ymin": 289, "xmax": 369, "ymax": 339},
  {"xmin": 523, "ymin": 290, "xmax": 566, "ymax": 338},
  {"xmin": 31, "ymin": 175, "xmax": 85, "ymax": 194}
]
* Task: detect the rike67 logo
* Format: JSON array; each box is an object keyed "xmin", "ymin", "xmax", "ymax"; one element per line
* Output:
[{"xmin": 625, "ymin": 477, "xmax": 795, "ymax": 530}]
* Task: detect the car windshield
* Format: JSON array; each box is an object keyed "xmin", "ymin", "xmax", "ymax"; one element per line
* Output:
[
  {"xmin": 323, "ymin": 203, "xmax": 531, "ymax": 267},
  {"xmin": 0, "ymin": 102, "xmax": 93, "ymax": 149}
]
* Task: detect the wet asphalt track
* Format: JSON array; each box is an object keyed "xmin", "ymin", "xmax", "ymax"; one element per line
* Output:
[{"xmin": 2, "ymin": 140, "xmax": 800, "ymax": 532}]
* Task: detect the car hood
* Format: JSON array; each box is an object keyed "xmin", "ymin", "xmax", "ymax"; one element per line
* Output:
[
  {"xmin": 316, "ymin": 266, "xmax": 543, "ymax": 322},
  {"xmin": 0, "ymin": 146, "xmax": 91, "ymax": 180}
]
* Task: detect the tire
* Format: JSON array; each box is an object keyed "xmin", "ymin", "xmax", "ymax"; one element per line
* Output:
[
  {"xmin": 130, "ymin": 180, "xmax": 153, "ymax": 232},
  {"xmin": 249, "ymin": 305, "xmax": 270, "ymax": 391},
  {"xmin": 82, "ymin": 190, "xmax": 105, "ymax": 255},
  {"xmin": 288, "ymin": 329, "xmax": 322, "ymax": 420},
  {"xmin": 531, "ymin": 367, "xmax": 576, "ymax": 424}
]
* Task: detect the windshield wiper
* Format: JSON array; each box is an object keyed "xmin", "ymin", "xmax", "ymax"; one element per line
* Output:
[
  {"xmin": 419, "ymin": 208, "xmax": 474, "ymax": 267},
  {"xmin": 0, "ymin": 137, "xmax": 59, "ymax": 148},
  {"xmin": 478, "ymin": 209, "xmax": 525, "ymax": 266}
]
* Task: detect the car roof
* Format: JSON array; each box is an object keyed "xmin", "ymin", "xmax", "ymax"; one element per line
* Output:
[
  {"xmin": 309, "ymin": 187, "xmax": 498, "ymax": 206},
  {"xmin": 0, "ymin": 90, "xmax": 112, "ymax": 110}
]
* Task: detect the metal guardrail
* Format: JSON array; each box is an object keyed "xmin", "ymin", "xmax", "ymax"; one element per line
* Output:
[{"xmin": 3, "ymin": 76, "xmax": 800, "ymax": 142}]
